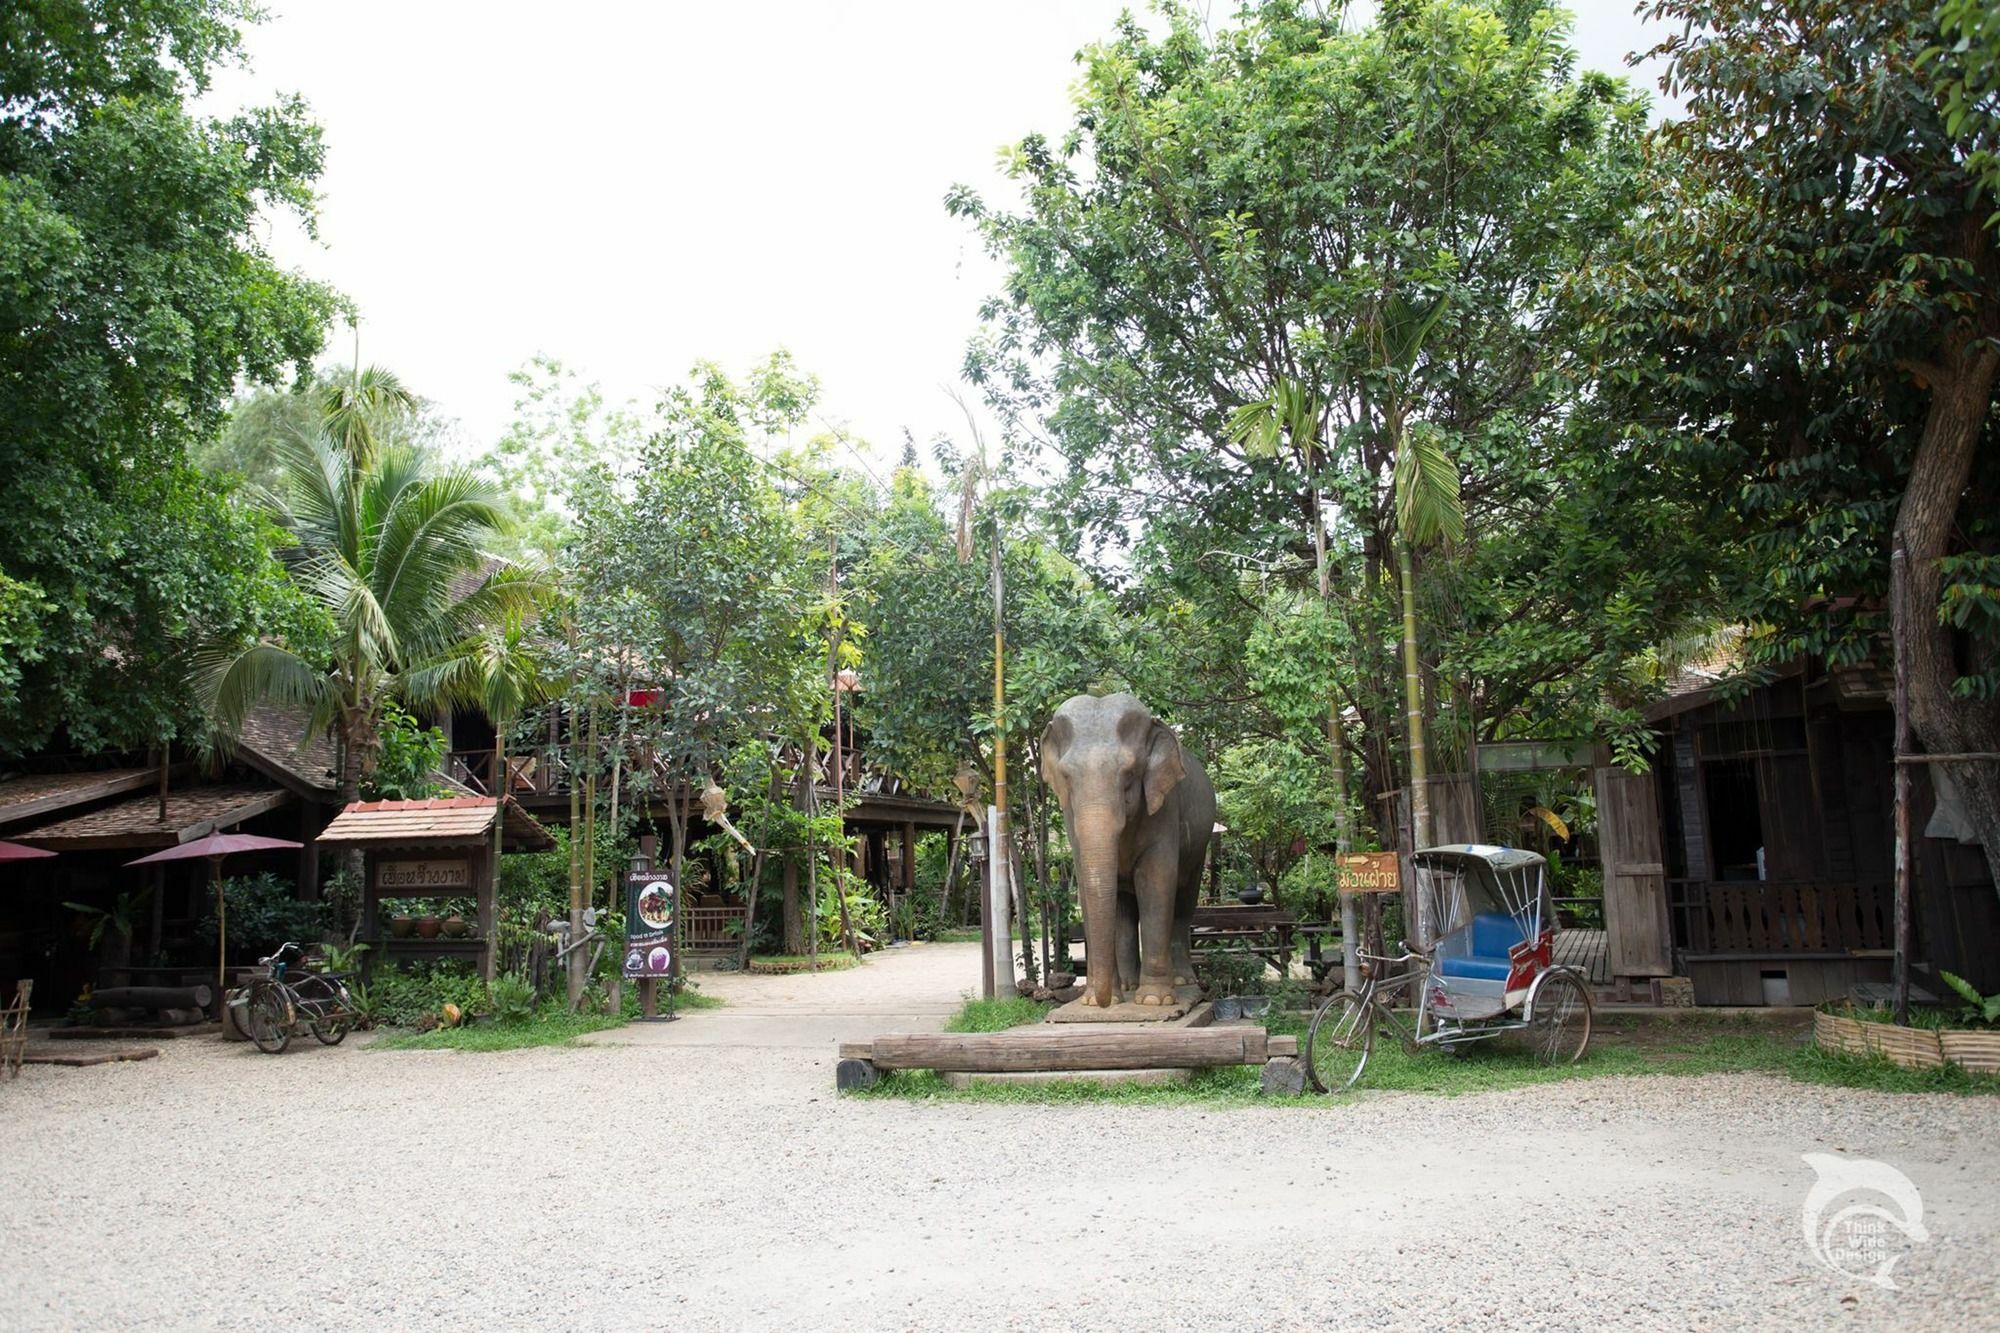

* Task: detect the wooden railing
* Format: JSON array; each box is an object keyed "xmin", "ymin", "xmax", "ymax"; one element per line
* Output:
[
  {"xmin": 1669, "ymin": 880, "xmax": 1892, "ymax": 956},
  {"xmin": 680, "ymin": 905, "xmax": 747, "ymax": 955}
]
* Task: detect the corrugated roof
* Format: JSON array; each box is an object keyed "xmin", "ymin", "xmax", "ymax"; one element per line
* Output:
[
  {"xmin": 317, "ymin": 796, "xmax": 553, "ymax": 850},
  {"xmin": 10, "ymin": 785, "xmax": 294, "ymax": 850},
  {"xmin": 0, "ymin": 768, "xmax": 156, "ymax": 828}
]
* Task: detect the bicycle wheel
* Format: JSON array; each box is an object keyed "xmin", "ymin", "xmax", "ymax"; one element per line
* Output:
[
  {"xmin": 244, "ymin": 984, "xmax": 293, "ymax": 1055},
  {"xmin": 308, "ymin": 981, "xmax": 351, "ymax": 1046},
  {"xmin": 1304, "ymin": 991, "xmax": 1375, "ymax": 1094},
  {"xmin": 1524, "ymin": 970, "xmax": 1592, "ymax": 1064}
]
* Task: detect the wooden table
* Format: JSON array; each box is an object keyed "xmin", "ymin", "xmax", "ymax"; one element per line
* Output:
[{"xmin": 1192, "ymin": 905, "xmax": 1299, "ymax": 974}]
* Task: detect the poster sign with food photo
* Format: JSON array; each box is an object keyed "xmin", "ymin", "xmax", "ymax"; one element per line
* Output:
[{"xmin": 623, "ymin": 870, "xmax": 677, "ymax": 981}]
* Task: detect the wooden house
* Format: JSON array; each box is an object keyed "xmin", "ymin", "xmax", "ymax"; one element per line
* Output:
[{"xmin": 1631, "ymin": 659, "xmax": 1998, "ymax": 1004}]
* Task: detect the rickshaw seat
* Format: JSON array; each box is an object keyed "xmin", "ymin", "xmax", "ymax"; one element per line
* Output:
[{"xmin": 1436, "ymin": 913, "xmax": 1527, "ymax": 981}]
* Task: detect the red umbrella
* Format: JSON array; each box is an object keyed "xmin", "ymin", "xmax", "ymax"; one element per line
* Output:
[
  {"xmin": 128, "ymin": 832, "xmax": 303, "ymax": 1013},
  {"xmin": 0, "ymin": 840, "xmax": 56, "ymax": 861}
]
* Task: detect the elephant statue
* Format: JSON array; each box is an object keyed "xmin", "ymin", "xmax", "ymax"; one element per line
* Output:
[{"xmin": 1040, "ymin": 693, "xmax": 1216, "ymax": 1009}]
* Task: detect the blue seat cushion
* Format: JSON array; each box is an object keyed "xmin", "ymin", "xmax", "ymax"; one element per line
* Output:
[
  {"xmin": 1469, "ymin": 912, "xmax": 1527, "ymax": 958},
  {"xmin": 1437, "ymin": 953, "xmax": 1513, "ymax": 981},
  {"xmin": 1437, "ymin": 914, "xmax": 1529, "ymax": 982}
]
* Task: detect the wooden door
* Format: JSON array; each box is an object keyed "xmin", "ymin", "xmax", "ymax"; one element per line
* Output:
[{"xmin": 1595, "ymin": 764, "xmax": 1673, "ymax": 976}]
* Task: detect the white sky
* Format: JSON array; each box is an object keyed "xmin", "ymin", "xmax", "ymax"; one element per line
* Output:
[{"xmin": 205, "ymin": 2, "xmax": 1674, "ymax": 467}]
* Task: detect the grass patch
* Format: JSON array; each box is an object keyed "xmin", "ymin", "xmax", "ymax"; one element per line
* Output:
[
  {"xmin": 371, "ymin": 1009, "xmax": 627, "ymax": 1052},
  {"xmin": 747, "ymin": 953, "xmax": 861, "ymax": 974},
  {"xmin": 933, "ymin": 928, "xmax": 985, "ymax": 944},
  {"xmin": 850, "ymin": 1009, "xmax": 2000, "ymax": 1104},
  {"xmin": 945, "ymin": 996, "xmax": 1051, "ymax": 1032},
  {"xmin": 667, "ymin": 988, "xmax": 725, "ymax": 1011}
]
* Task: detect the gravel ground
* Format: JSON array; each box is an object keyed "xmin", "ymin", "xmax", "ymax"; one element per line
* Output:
[{"xmin": 3, "ymin": 945, "xmax": 1995, "ymax": 1330}]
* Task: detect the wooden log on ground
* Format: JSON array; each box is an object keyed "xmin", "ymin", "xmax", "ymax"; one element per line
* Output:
[
  {"xmin": 857, "ymin": 1027, "xmax": 1291, "ymax": 1073},
  {"xmin": 90, "ymin": 985, "xmax": 213, "ymax": 1011}
]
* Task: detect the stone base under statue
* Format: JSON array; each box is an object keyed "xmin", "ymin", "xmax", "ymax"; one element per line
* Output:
[{"xmin": 1047, "ymin": 984, "xmax": 1206, "ymax": 1023}]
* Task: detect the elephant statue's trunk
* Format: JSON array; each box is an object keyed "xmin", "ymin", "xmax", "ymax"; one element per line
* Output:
[{"xmin": 1070, "ymin": 803, "xmax": 1122, "ymax": 1007}]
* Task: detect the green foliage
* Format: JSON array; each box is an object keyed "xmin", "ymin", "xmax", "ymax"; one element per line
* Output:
[
  {"xmin": 944, "ymin": 996, "xmax": 1049, "ymax": 1032},
  {"xmin": 197, "ymin": 873, "xmax": 329, "ymax": 959},
  {"xmin": 1193, "ymin": 950, "xmax": 1267, "ymax": 998},
  {"xmin": 0, "ymin": 0, "xmax": 340, "ymax": 755},
  {"xmin": 818, "ymin": 867, "xmax": 887, "ymax": 951},
  {"xmin": 1933, "ymin": 0, "xmax": 2000, "ymax": 216},
  {"xmin": 199, "ymin": 393, "xmax": 543, "ymax": 796},
  {"xmin": 364, "ymin": 702, "xmax": 449, "ymax": 800},
  {"xmin": 370, "ymin": 1004, "xmax": 625, "ymax": 1051},
  {"xmin": 1939, "ymin": 972, "xmax": 2000, "ymax": 1028},
  {"xmin": 480, "ymin": 356, "xmax": 648, "ymax": 564},
  {"xmin": 363, "ymin": 961, "xmax": 488, "ymax": 1028},
  {"xmin": 62, "ymin": 888, "xmax": 152, "ymax": 951},
  {"xmin": 488, "ymin": 971, "xmax": 537, "ymax": 1024}
]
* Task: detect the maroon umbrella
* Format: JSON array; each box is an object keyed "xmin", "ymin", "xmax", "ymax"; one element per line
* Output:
[
  {"xmin": 128, "ymin": 832, "xmax": 303, "ymax": 1012},
  {"xmin": 0, "ymin": 840, "xmax": 56, "ymax": 861}
]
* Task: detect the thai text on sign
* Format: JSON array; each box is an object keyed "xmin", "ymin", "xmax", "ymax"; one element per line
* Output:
[
  {"xmin": 1336, "ymin": 851, "xmax": 1401, "ymax": 893},
  {"xmin": 376, "ymin": 859, "xmax": 472, "ymax": 891}
]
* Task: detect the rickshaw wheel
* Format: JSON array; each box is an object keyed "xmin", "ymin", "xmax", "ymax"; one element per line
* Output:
[
  {"xmin": 1304, "ymin": 992, "xmax": 1374, "ymax": 1094},
  {"xmin": 1525, "ymin": 971, "xmax": 1592, "ymax": 1064}
]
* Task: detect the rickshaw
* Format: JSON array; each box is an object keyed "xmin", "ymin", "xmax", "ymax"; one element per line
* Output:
[{"xmin": 1304, "ymin": 844, "xmax": 1592, "ymax": 1092}]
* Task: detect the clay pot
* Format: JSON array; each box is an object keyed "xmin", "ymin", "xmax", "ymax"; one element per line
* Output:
[
  {"xmin": 415, "ymin": 916, "xmax": 443, "ymax": 940},
  {"xmin": 441, "ymin": 916, "xmax": 469, "ymax": 939},
  {"xmin": 389, "ymin": 916, "xmax": 416, "ymax": 939},
  {"xmin": 1236, "ymin": 885, "xmax": 1266, "ymax": 906}
]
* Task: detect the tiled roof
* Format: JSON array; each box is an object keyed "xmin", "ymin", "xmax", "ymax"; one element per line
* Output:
[
  {"xmin": 0, "ymin": 768, "xmax": 155, "ymax": 828},
  {"xmin": 317, "ymin": 796, "xmax": 553, "ymax": 850},
  {"xmin": 9, "ymin": 784, "xmax": 294, "ymax": 850},
  {"xmin": 235, "ymin": 701, "xmax": 338, "ymax": 796}
]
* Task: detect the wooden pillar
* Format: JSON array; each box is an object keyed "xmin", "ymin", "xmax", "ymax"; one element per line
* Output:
[
  {"xmin": 901, "ymin": 821, "xmax": 917, "ymax": 898},
  {"xmin": 476, "ymin": 841, "xmax": 497, "ymax": 983},
  {"xmin": 298, "ymin": 802, "xmax": 321, "ymax": 899}
]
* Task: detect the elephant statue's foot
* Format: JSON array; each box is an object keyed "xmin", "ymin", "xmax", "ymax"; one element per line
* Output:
[
  {"xmin": 1133, "ymin": 982, "xmax": 1178, "ymax": 1007},
  {"xmin": 1077, "ymin": 986, "xmax": 1114, "ymax": 1008},
  {"xmin": 1172, "ymin": 972, "xmax": 1196, "ymax": 987}
]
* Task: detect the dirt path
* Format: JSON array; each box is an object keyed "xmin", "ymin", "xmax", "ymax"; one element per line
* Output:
[
  {"xmin": 2, "ymin": 949, "xmax": 1994, "ymax": 1330},
  {"xmin": 581, "ymin": 941, "xmax": 975, "ymax": 1051}
]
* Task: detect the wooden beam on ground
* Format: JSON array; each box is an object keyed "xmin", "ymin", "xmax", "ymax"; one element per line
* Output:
[{"xmin": 845, "ymin": 1027, "xmax": 1294, "ymax": 1073}]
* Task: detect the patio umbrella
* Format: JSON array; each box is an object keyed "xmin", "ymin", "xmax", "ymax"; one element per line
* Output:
[
  {"xmin": 126, "ymin": 832, "xmax": 302, "ymax": 1016},
  {"xmin": 0, "ymin": 840, "xmax": 56, "ymax": 861}
]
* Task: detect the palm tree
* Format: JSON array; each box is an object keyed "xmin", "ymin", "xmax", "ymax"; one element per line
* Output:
[{"xmin": 201, "ymin": 425, "xmax": 541, "ymax": 805}]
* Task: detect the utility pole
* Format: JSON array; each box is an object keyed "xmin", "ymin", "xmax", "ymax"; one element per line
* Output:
[{"xmin": 827, "ymin": 533, "xmax": 857, "ymax": 955}]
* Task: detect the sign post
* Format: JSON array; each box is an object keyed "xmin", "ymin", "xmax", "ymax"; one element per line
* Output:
[
  {"xmin": 1337, "ymin": 852, "xmax": 1401, "ymax": 975},
  {"xmin": 625, "ymin": 840, "xmax": 677, "ymax": 1022}
]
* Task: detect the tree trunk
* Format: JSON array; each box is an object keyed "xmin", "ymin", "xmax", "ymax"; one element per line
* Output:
[
  {"xmin": 1399, "ymin": 538, "xmax": 1434, "ymax": 946},
  {"xmin": 1895, "ymin": 338, "xmax": 2000, "ymax": 894}
]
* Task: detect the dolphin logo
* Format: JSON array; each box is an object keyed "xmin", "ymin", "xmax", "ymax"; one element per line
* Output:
[{"xmin": 1801, "ymin": 1154, "xmax": 1929, "ymax": 1291}]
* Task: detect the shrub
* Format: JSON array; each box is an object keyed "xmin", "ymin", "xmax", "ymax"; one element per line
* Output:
[
  {"xmin": 198, "ymin": 873, "xmax": 330, "ymax": 959},
  {"xmin": 367, "ymin": 961, "xmax": 489, "ymax": 1027},
  {"xmin": 489, "ymin": 971, "xmax": 536, "ymax": 1024}
]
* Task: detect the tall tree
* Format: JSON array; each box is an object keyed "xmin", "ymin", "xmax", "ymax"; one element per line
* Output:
[
  {"xmin": 0, "ymin": 0, "xmax": 338, "ymax": 753},
  {"xmin": 952, "ymin": 0, "xmax": 1662, "ymax": 837},
  {"xmin": 201, "ymin": 421, "xmax": 540, "ymax": 803},
  {"xmin": 1577, "ymin": 0, "xmax": 2000, "ymax": 886}
]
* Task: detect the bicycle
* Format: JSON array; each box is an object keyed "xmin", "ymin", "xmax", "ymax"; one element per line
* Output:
[
  {"xmin": 1303, "ymin": 945, "xmax": 1434, "ymax": 1094},
  {"xmin": 236, "ymin": 941, "xmax": 354, "ymax": 1055}
]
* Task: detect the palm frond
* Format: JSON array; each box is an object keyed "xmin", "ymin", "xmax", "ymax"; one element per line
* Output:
[{"xmin": 1393, "ymin": 420, "xmax": 1464, "ymax": 548}]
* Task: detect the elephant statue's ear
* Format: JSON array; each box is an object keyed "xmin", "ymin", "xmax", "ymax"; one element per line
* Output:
[
  {"xmin": 1039, "ymin": 715, "xmax": 1072, "ymax": 804},
  {"xmin": 1143, "ymin": 721, "xmax": 1187, "ymax": 816}
]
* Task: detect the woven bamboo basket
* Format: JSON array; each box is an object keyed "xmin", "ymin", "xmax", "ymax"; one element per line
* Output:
[
  {"xmin": 1939, "ymin": 1030, "xmax": 2000, "ymax": 1074},
  {"xmin": 1812, "ymin": 1009, "xmax": 1944, "ymax": 1069}
]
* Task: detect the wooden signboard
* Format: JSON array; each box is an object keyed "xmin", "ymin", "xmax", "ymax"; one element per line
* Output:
[
  {"xmin": 1336, "ymin": 851, "xmax": 1401, "ymax": 893},
  {"xmin": 375, "ymin": 858, "xmax": 472, "ymax": 892}
]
